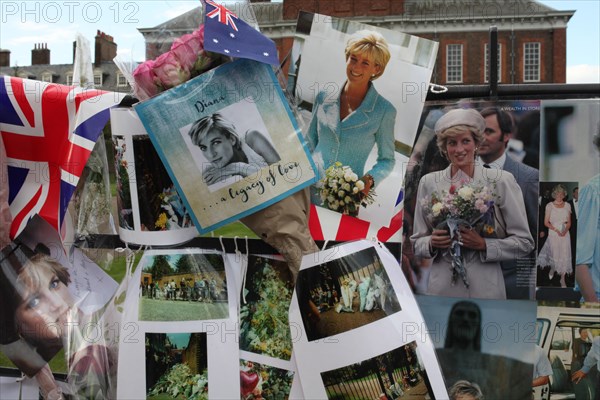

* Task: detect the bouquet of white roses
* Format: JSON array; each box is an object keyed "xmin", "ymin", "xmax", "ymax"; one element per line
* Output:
[
  {"xmin": 317, "ymin": 162, "xmax": 375, "ymax": 216},
  {"xmin": 421, "ymin": 182, "xmax": 498, "ymax": 287}
]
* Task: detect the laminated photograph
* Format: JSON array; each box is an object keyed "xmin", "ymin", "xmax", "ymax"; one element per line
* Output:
[
  {"xmin": 289, "ymin": 240, "xmax": 448, "ymax": 399},
  {"xmin": 538, "ymin": 99, "xmax": 600, "ymax": 304},
  {"xmin": 288, "ymin": 12, "xmax": 438, "ymax": 241},
  {"xmin": 116, "ymin": 248, "xmax": 241, "ymax": 399},
  {"xmin": 417, "ymin": 295, "xmax": 537, "ymax": 399},
  {"xmin": 403, "ymin": 100, "xmax": 541, "ymax": 300},
  {"xmin": 110, "ymin": 107, "xmax": 198, "ymax": 246},
  {"xmin": 0, "ymin": 215, "xmax": 120, "ymax": 399},
  {"xmin": 133, "ymin": 59, "xmax": 317, "ymax": 234},
  {"xmin": 229, "ymin": 253, "xmax": 301, "ymax": 399}
]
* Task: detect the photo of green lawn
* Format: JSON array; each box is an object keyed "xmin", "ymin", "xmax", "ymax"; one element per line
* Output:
[
  {"xmin": 139, "ymin": 252, "xmax": 229, "ymax": 321},
  {"xmin": 139, "ymin": 297, "xmax": 228, "ymax": 321}
]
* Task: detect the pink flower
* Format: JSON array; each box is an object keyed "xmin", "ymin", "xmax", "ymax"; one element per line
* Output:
[
  {"xmin": 153, "ymin": 51, "xmax": 191, "ymax": 89},
  {"xmin": 170, "ymin": 33, "xmax": 201, "ymax": 72},
  {"xmin": 132, "ymin": 59, "xmax": 159, "ymax": 100}
]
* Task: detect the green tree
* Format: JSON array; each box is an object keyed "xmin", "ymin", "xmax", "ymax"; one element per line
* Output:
[
  {"xmin": 150, "ymin": 255, "xmax": 173, "ymax": 280},
  {"xmin": 175, "ymin": 254, "xmax": 194, "ymax": 274}
]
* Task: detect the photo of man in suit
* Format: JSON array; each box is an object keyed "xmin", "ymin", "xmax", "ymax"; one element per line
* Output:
[{"xmin": 478, "ymin": 107, "xmax": 540, "ymax": 299}]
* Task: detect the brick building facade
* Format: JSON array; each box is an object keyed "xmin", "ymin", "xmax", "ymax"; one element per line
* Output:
[
  {"xmin": 0, "ymin": 31, "xmax": 131, "ymax": 93},
  {"xmin": 139, "ymin": 0, "xmax": 573, "ymax": 85}
]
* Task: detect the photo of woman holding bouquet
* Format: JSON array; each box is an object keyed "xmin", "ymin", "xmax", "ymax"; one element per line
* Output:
[
  {"xmin": 410, "ymin": 108, "xmax": 534, "ymax": 299},
  {"xmin": 306, "ymin": 29, "xmax": 396, "ymax": 211},
  {"xmin": 188, "ymin": 112, "xmax": 281, "ymax": 186},
  {"xmin": 537, "ymin": 183, "xmax": 573, "ymax": 288}
]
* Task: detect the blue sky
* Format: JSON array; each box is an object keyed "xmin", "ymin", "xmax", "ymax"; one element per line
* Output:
[{"xmin": 0, "ymin": 0, "xmax": 598, "ymax": 83}]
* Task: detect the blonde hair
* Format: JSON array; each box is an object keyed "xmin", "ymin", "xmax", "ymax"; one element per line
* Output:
[
  {"xmin": 448, "ymin": 380, "xmax": 484, "ymax": 400},
  {"xmin": 551, "ymin": 184, "xmax": 567, "ymax": 199},
  {"xmin": 436, "ymin": 125, "xmax": 484, "ymax": 158},
  {"xmin": 344, "ymin": 30, "xmax": 391, "ymax": 80}
]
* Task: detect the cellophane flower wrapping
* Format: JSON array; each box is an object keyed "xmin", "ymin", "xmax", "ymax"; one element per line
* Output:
[
  {"xmin": 124, "ymin": 25, "xmax": 228, "ymax": 101},
  {"xmin": 316, "ymin": 162, "xmax": 376, "ymax": 216},
  {"xmin": 421, "ymin": 181, "xmax": 499, "ymax": 287}
]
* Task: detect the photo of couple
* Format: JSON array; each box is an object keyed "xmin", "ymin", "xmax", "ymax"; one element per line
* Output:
[{"xmin": 403, "ymin": 101, "xmax": 541, "ymax": 300}]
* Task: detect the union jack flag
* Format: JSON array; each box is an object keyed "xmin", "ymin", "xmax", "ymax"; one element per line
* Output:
[
  {"xmin": 309, "ymin": 190, "xmax": 404, "ymax": 242},
  {"xmin": 0, "ymin": 76, "xmax": 123, "ymax": 238},
  {"xmin": 205, "ymin": 0, "xmax": 238, "ymax": 31},
  {"xmin": 203, "ymin": 0, "xmax": 279, "ymax": 66}
]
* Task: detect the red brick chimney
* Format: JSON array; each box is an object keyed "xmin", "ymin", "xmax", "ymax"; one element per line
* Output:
[
  {"xmin": 32, "ymin": 43, "xmax": 50, "ymax": 65},
  {"xmin": 0, "ymin": 49, "xmax": 10, "ymax": 67},
  {"xmin": 94, "ymin": 30, "xmax": 117, "ymax": 67}
]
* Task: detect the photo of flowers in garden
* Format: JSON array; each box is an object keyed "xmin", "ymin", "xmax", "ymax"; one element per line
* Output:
[
  {"xmin": 239, "ymin": 256, "xmax": 294, "ymax": 360},
  {"xmin": 113, "ymin": 136, "xmax": 133, "ymax": 230},
  {"xmin": 295, "ymin": 246, "xmax": 401, "ymax": 341},
  {"xmin": 240, "ymin": 359, "xmax": 294, "ymax": 400},
  {"xmin": 320, "ymin": 341, "xmax": 432, "ymax": 400},
  {"xmin": 145, "ymin": 332, "xmax": 208, "ymax": 400},
  {"xmin": 132, "ymin": 135, "xmax": 194, "ymax": 232},
  {"xmin": 139, "ymin": 252, "xmax": 228, "ymax": 321}
]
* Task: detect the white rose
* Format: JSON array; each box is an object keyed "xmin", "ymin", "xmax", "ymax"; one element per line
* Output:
[
  {"xmin": 356, "ymin": 180, "xmax": 365, "ymax": 191},
  {"xmin": 351, "ymin": 173, "xmax": 358, "ymax": 181},
  {"xmin": 343, "ymin": 183, "xmax": 351, "ymax": 191},
  {"xmin": 353, "ymin": 187, "xmax": 359, "ymax": 194},
  {"xmin": 431, "ymin": 202, "xmax": 444, "ymax": 217},
  {"xmin": 458, "ymin": 186, "xmax": 474, "ymax": 200},
  {"xmin": 345, "ymin": 196, "xmax": 352, "ymax": 203},
  {"xmin": 338, "ymin": 190, "xmax": 345, "ymax": 198}
]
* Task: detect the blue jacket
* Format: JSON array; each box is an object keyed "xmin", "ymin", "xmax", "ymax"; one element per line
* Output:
[{"xmin": 306, "ymin": 83, "xmax": 396, "ymax": 186}]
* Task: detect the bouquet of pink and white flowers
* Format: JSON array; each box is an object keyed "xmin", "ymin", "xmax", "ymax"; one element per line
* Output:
[
  {"xmin": 132, "ymin": 25, "xmax": 226, "ymax": 100},
  {"xmin": 423, "ymin": 182, "xmax": 497, "ymax": 233},
  {"xmin": 421, "ymin": 182, "xmax": 498, "ymax": 287},
  {"xmin": 317, "ymin": 162, "xmax": 376, "ymax": 217}
]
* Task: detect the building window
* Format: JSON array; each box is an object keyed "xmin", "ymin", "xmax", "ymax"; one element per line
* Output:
[
  {"xmin": 485, "ymin": 43, "xmax": 502, "ymax": 83},
  {"xmin": 66, "ymin": 73, "xmax": 73, "ymax": 86},
  {"xmin": 117, "ymin": 73, "xmax": 128, "ymax": 87},
  {"xmin": 93, "ymin": 72, "xmax": 103, "ymax": 87},
  {"xmin": 446, "ymin": 44, "xmax": 463, "ymax": 83},
  {"xmin": 523, "ymin": 42, "xmax": 540, "ymax": 82},
  {"xmin": 41, "ymin": 72, "xmax": 53, "ymax": 83}
]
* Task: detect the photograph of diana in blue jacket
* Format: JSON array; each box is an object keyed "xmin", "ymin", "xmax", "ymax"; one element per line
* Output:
[{"xmin": 306, "ymin": 30, "xmax": 397, "ymax": 207}]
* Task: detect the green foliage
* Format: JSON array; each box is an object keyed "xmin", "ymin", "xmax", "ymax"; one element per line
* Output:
[
  {"xmin": 239, "ymin": 260, "xmax": 293, "ymax": 360},
  {"xmin": 150, "ymin": 255, "xmax": 174, "ymax": 280},
  {"xmin": 148, "ymin": 363, "xmax": 208, "ymax": 400}
]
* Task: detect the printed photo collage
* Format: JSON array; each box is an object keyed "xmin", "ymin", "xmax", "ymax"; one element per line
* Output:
[
  {"xmin": 1, "ymin": 5, "xmax": 599, "ymax": 400},
  {"xmin": 403, "ymin": 98, "xmax": 600, "ymax": 399}
]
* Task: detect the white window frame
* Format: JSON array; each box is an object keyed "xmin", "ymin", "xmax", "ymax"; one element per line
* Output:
[
  {"xmin": 41, "ymin": 72, "xmax": 53, "ymax": 83},
  {"xmin": 66, "ymin": 73, "xmax": 74, "ymax": 86},
  {"xmin": 117, "ymin": 73, "xmax": 128, "ymax": 87},
  {"xmin": 485, "ymin": 43, "xmax": 502, "ymax": 83},
  {"xmin": 446, "ymin": 44, "xmax": 463, "ymax": 83},
  {"xmin": 93, "ymin": 71, "xmax": 103, "ymax": 87},
  {"xmin": 523, "ymin": 42, "xmax": 541, "ymax": 82}
]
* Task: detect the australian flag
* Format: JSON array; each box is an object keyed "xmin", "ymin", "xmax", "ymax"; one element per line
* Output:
[
  {"xmin": 203, "ymin": 0, "xmax": 279, "ymax": 66},
  {"xmin": 0, "ymin": 76, "xmax": 123, "ymax": 238}
]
